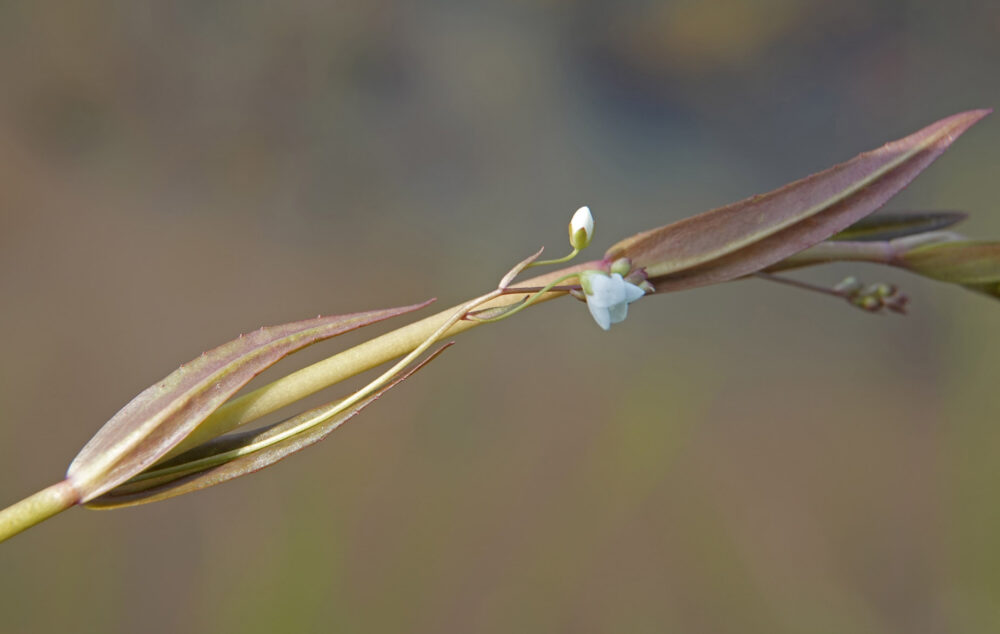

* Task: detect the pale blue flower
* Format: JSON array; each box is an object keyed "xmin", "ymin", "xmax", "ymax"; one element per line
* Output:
[{"xmin": 580, "ymin": 271, "xmax": 646, "ymax": 330}]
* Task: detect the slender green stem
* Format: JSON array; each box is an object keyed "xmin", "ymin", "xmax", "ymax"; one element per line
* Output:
[
  {"xmin": 765, "ymin": 241, "xmax": 896, "ymax": 272},
  {"xmin": 754, "ymin": 272, "xmax": 846, "ymax": 298},
  {"xmin": 526, "ymin": 248, "xmax": 579, "ymax": 268},
  {"xmin": 0, "ymin": 480, "xmax": 79, "ymax": 543},
  {"xmin": 467, "ymin": 272, "xmax": 583, "ymax": 323},
  {"xmin": 502, "ymin": 285, "xmax": 580, "ymax": 293},
  {"xmin": 771, "ymin": 232, "xmax": 962, "ymax": 273},
  {"xmin": 165, "ymin": 260, "xmax": 602, "ymax": 459},
  {"xmin": 133, "ymin": 277, "xmax": 588, "ymax": 482},
  {"xmin": 0, "ymin": 260, "xmax": 603, "ymax": 541},
  {"xmin": 132, "ymin": 289, "xmax": 505, "ymax": 482}
]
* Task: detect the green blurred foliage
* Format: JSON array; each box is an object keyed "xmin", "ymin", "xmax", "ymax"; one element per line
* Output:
[{"xmin": 1, "ymin": 1, "xmax": 999, "ymax": 632}]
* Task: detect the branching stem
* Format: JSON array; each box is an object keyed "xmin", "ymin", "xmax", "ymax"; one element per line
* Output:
[
  {"xmin": 754, "ymin": 272, "xmax": 846, "ymax": 298},
  {"xmin": 0, "ymin": 260, "xmax": 602, "ymax": 543}
]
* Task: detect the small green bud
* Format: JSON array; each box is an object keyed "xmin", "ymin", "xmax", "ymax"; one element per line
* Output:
[
  {"xmin": 853, "ymin": 295, "xmax": 882, "ymax": 312},
  {"xmin": 610, "ymin": 257, "xmax": 632, "ymax": 277},
  {"xmin": 874, "ymin": 283, "xmax": 895, "ymax": 298},
  {"xmin": 861, "ymin": 283, "xmax": 894, "ymax": 298},
  {"xmin": 833, "ymin": 276, "xmax": 863, "ymax": 294},
  {"xmin": 578, "ymin": 269, "xmax": 603, "ymax": 295}
]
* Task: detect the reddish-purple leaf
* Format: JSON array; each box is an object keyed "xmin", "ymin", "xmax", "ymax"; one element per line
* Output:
[
  {"xmin": 67, "ymin": 300, "xmax": 433, "ymax": 502},
  {"xmin": 605, "ymin": 110, "xmax": 990, "ymax": 292},
  {"xmin": 86, "ymin": 343, "xmax": 452, "ymax": 509}
]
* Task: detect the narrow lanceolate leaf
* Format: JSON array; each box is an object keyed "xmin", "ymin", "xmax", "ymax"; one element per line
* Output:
[
  {"xmin": 830, "ymin": 210, "xmax": 968, "ymax": 242},
  {"xmin": 86, "ymin": 344, "xmax": 452, "ymax": 509},
  {"xmin": 900, "ymin": 241, "xmax": 1000, "ymax": 299},
  {"xmin": 605, "ymin": 110, "xmax": 990, "ymax": 292},
  {"xmin": 499, "ymin": 247, "xmax": 545, "ymax": 289},
  {"xmin": 67, "ymin": 300, "xmax": 434, "ymax": 502}
]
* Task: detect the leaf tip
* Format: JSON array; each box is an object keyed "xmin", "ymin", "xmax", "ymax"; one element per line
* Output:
[{"xmin": 941, "ymin": 108, "xmax": 992, "ymax": 136}]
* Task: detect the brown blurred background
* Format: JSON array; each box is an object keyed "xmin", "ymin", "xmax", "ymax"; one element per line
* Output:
[{"xmin": 2, "ymin": 2, "xmax": 999, "ymax": 632}]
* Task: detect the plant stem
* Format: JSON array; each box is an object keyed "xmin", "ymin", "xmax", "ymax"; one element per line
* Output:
[
  {"xmin": 765, "ymin": 233, "xmax": 962, "ymax": 273},
  {"xmin": 526, "ymin": 247, "xmax": 580, "ymax": 268},
  {"xmin": 130, "ymin": 287, "xmax": 507, "ymax": 483},
  {"xmin": 166, "ymin": 260, "xmax": 602, "ymax": 457},
  {"xmin": 753, "ymin": 272, "xmax": 846, "ymax": 298},
  {"xmin": 467, "ymin": 273, "xmax": 583, "ymax": 323},
  {"xmin": 0, "ymin": 480, "xmax": 79, "ymax": 543},
  {"xmin": 0, "ymin": 259, "xmax": 602, "ymax": 541},
  {"xmin": 765, "ymin": 240, "xmax": 896, "ymax": 272}
]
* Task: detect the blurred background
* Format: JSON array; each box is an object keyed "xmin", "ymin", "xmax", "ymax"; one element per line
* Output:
[{"xmin": 1, "ymin": 1, "xmax": 999, "ymax": 632}]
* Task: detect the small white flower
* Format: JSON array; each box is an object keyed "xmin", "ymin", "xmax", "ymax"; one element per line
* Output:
[
  {"xmin": 579, "ymin": 271, "xmax": 646, "ymax": 331},
  {"xmin": 568, "ymin": 206, "xmax": 595, "ymax": 250}
]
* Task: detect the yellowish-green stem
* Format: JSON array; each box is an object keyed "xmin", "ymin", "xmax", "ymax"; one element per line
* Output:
[
  {"xmin": 0, "ymin": 480, "xmax": 79, "ymax": 543},
  {"xmin": 169, "ymin": 261, "xmax": 599, "ymax": 457},
  {"xmin": 526, "ymin": 247, "xmax": 580, "ymax": 268},
  {"xmin": 132, "ymin": 286, "xmax": 510, "ymax": 483},
  {"xmin": 0, "ymin": 259, "xmax": 602, "ymax": 543}
]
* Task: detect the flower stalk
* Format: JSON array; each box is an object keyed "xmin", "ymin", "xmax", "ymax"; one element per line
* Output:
[
  {"xmin": 1, "ymin": 110, "xmax": 994, "ymax": 543},
  {"xmin": 171, "ymin": 260, "xmax": 600, "ymax": 457},
  {"xmin": 0, "ymin": 259, "xmax": 600, "ymax": 542}
]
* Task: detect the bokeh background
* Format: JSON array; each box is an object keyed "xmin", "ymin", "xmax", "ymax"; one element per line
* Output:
[{"xmin": 2, "ymin": 2, "xmax": 999, "ymax": 632}]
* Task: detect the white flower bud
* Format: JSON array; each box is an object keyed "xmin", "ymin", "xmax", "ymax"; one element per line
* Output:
[{"xmin": 568, "ymin": 206, "xmax": 594, "ymax": 250}]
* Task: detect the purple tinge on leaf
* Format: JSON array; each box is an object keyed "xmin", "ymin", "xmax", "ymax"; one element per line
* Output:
[
  {"xmin": 66, "ymin": 299, "xmax": 434, "ymax": 502},
  {"xmin": 86, "ymin": 343, "xmax": 453, "ymax": 509},
  {"xmin": 605, "ymin": 110, "xmax": 991, "ymax": 293}
]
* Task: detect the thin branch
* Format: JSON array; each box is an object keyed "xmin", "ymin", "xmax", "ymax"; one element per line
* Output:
[{"xmin": 753, "ymin": 272, "xmax": 846, "ymax": 298}]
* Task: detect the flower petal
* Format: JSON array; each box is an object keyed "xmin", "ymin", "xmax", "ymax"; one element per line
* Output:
[
  {"xmin": 623, "ymin": 280, "xmax": 646, "ymax": 303},
  {"xmin": 609, "ymin": 274, "xmax": 630, "ymax": 303},
  {"xmin": 587, "ymin": 300, "xmax": 612, "ymax": 330},
  {"xmin": 607, "ymin": 300, "xmax": 629, "ymax": 325},
  {"xmin": 588, "ymin": 273, "xmax": 622, "ymax": 308},
  {"xmin": 582, "ymin": 270, "xmax": 643, "ymax": 330}
]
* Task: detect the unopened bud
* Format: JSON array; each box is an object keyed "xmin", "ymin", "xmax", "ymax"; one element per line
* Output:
[
  {"xmin": 610, "ymin": 257, "xmax": 632, "ymax": 277},
  {"xmin": 862, "ymin": 283, "xmax": 894, "ymax": 298},
  {"xmin": 876, "ymin": 283, "xmax": 896, "ymax": 298},
  {"xmin": 834, "ymin": 276, "xmax": 863, "ymax": 295},
  {"xmin": 568, "ymin": 206, "xmax": 594, "ymax": 250},
  {"xmin": 853, "ymin": 295, "xmax": 882, "ymax": 312}
]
